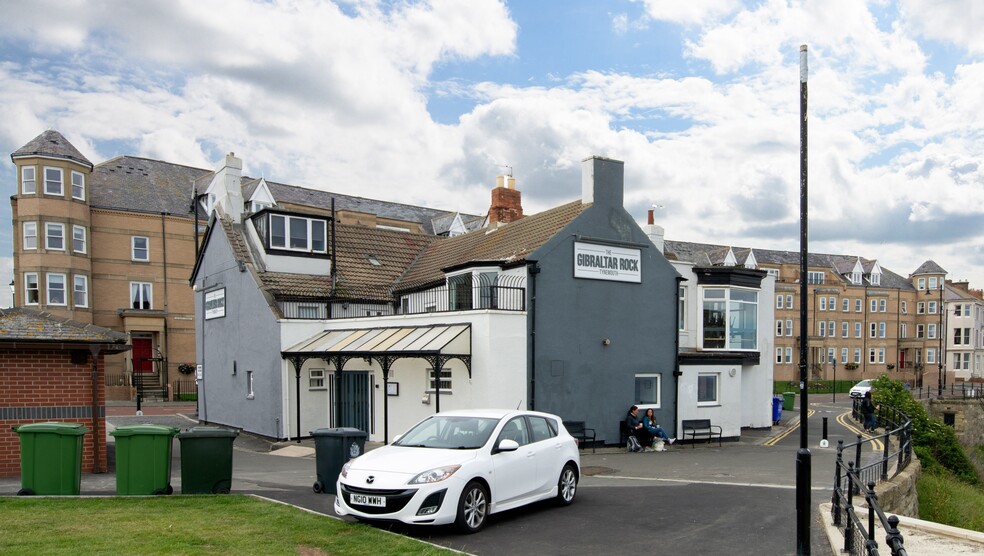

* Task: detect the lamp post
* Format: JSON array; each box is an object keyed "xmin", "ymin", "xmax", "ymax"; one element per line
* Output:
[
  {"xmin": 938, "ymin": 280, "xmax": 944, "ymax": 398},
  {"xmin": 796, "ymin": 44, "xmax": 812, "ymax": 556}
]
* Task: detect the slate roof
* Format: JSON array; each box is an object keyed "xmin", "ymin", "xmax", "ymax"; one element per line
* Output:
[
  {"xmin": 11, "ymin": 130, "xmax": 93, "ymax": 169},
  {"xmin": 0, "ymin": 308, "xmax": 129, "ymax": 345},
  {"xmin": 89, "ymin": 156, "xmax": 211, "ymax": 215},
  {"xmin": 663, "ymin": 240, "xmax": 914, "ymax": 290},
  {"xmin": 911, "ymin": 260, "xmax": 947, "ymax": 276},
  {"xmin": 396, "ymin": 201, "xmax": 588, "ymax": 291}
]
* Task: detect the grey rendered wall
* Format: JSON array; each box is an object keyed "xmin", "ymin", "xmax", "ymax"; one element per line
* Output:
[
  {"xmin": 194, "ymin": 227, "xmax": 284, "ymax": 438},
  {"xmin": 530, "ymin": 159, "xmax": 680, "ymax": 444}
]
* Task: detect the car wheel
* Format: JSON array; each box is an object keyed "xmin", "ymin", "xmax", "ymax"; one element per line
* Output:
[
  {"xmin": 556, "ymin": 463, "xmax": 578, "ymax": 506},
  {"xmin": 455, "ymin": 481, "xmax": 489, "ymax": 534}
]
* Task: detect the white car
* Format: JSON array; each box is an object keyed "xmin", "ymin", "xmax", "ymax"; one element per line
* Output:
[
  {"xmin": 849, "ymin": 379, "xmax": 873, "ymax": 398},
  {"xmin": 334, "ymin": 409, "xmax": 580, "ymax": 533}
]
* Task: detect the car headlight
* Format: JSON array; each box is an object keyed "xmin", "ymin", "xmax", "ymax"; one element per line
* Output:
[
  {"xmin": 409, "ymin": 465, "xmax": 461, "ymax": 484},
  {"xmin": 340, "ymin": 461, "xmax": 351, "ymax": 479}
]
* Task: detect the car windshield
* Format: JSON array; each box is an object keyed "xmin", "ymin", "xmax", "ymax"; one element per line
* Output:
[
  {"xmin": 856, "ymin": 380, "xmax": 871, "ymax": 388},
  {"xmin": 393, "ymin": 416, "xmax": 499, "ymax": 449}
]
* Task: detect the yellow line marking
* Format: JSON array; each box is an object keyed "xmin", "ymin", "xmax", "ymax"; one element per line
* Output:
[
  {"xmin": 836, "ymin": 410, "xmax": 884, "ymax": 451},
  {"xmin": 764, "ymin": 409, "xmax": 815, "ymax": 446}
]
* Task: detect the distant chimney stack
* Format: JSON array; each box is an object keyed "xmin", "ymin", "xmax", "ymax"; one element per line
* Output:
[
  {"xmin": 489, "ymin": 175, "xmax": 523, "ymax": 225},
  {"xmin": 644, "ymin": 208, "xmax": 665, "ymax": 253}
]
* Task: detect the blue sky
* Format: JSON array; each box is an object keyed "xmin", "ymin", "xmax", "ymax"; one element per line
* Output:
[{"xmin": 1, "ymin": 0, "xmax": 983, "ymax": 303}]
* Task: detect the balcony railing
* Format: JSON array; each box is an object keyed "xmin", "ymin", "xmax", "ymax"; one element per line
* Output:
[{"xmin": 278, "ymin": 283, "xmax": 527, "ymax": 320}]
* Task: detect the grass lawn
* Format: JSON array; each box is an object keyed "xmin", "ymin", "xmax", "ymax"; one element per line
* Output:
[
  {"xmin": 0, "ymin": 495, "xmax": 456, "ymax": 555},
  {"xmin": 918, "ymin": 473, "xmax": 984, "ymax": 533}
]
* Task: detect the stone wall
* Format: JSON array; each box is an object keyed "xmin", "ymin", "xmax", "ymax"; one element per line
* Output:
[
  {"xmin": 874, "ymin": 454, "xmax": 921, "ymax": 518},
  {"xmin": 926, "ymin": 398, "xmax": 984, "ymax": 447}
]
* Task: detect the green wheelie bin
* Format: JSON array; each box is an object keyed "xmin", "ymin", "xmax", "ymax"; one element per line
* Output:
[
  {"xmin": 110, "ymin": 424, "xmax": 179, "ymax": 495},
  {"xmin": 311, "ymin": 427, "xmax": 367, "ymax": 494},
  {"xmin": 11, "ymin": 422, "xmax": 89, "ymax": 496},
  {"xmin": 782, "ymin": 392, "xmax": 796, "ymax": 411},
  {"xmin": 176, "ymin": 426, "xmax": 239, "ymax": 494}
]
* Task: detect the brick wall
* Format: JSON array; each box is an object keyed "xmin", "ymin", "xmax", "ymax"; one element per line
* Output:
[{"xmin": 0, "ymin": 348, "xmax": 107, "ymax": 477}]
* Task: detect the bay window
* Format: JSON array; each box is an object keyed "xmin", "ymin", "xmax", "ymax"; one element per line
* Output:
[{"xmin": 702, "ymin": 287, "xmax": 758, "ymax": 350}]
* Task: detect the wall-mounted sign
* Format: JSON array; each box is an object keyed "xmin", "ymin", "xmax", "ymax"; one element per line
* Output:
[
  {"xmin": 205, "ymin": 288, "xmax": 226, "ymax": 320},
  {"xmin": 574, "ymin": 242, "xmax": 641, "ymax": 283}
]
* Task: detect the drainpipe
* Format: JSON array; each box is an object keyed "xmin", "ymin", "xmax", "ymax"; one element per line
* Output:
[
  {"xmin": 89, "ymin": 347, "xmax": 103, "ymax": 474},
  {"xmin": 673, "ymin": 276, "xmax": 685, "ymax": 437},
  {"xmin": 161, "ymin": 212, "xmax": 170, "ymax": 398},
  {"xmin": 527, "ymin": 261, "xmax": 540, "ymax": 410}
]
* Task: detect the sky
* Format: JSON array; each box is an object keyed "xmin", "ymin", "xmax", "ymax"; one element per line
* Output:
[{"xmin": 1, "ymin": 0, "xmax": 982, "ymax": 305}]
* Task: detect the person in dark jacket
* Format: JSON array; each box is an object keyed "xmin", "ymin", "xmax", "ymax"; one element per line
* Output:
[
  {"xmin": 626, "ymin": 405, "xmax": 654, "ymax": 451},
  {"xmin": 860, "ymin": 391, "xmax": 878, "ymax": 432}
]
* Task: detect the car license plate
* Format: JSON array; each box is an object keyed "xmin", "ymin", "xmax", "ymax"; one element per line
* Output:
[{"xmin": 350, "ymin": 494, "xmax": 385, "ymax": 507}]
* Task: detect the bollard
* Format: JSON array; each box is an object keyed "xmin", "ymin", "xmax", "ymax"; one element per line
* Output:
[
  {"xmin": 820, "ymin": 416, "xmax": 829, "ymax": 448},
  {"xmin": 136, "ymin": 394, "xmax": 143, "ymax": 417}
]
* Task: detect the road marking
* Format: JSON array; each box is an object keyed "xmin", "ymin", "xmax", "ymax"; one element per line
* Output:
[
  {"xmin": 763, "ymin": 409, "xmax": 815, "ymax": 446},
  {"xmin": 836, "ymin": 411, "xmax": 884, "ymax": 452}
]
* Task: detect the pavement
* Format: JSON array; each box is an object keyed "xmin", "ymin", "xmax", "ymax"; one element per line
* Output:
[{"xmin": 3, "ymin": 400, "xmax": 983, "ymax": 555}]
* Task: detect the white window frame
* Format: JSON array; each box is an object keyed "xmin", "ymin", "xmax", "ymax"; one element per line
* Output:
[
  {"xmin": 842, "ymin": 298, "xmax": 849, "ymax": 312},
  {"xmin": 25, "ymin": 272, "xmax": 39, "ymax": 305},
  {"xmin": 869, "ymin": 348, "xmax": 877, "ymax": 364},
  {"xmin": 678, "ymin": 287, "xmax": 686, "ymax": 331},
  {"xmin": 901, "ymin": 301, "xmax": 907, "ymax": 314},
  {"xmin": 73, "ymin": 275, "xmax": 89, "ymax": 308},
  {"xmin": 309, "ymin": 368, "xmax": 326, "ymax": 390},
  {"xmin": 917, "ymin": 277, "xmax": 926, "ymax": 290},
  {"xmin": 776, "ymin": 348, "xmax": 783, "ymax": 364},
  {"xmin": 870, "ymin": 299, "xmax": 877, "ymax": 313},
  {"xmin": 841, "ymin": 321, "xmax": 849, "ymax": 338},
  {"xmin": 785, "ymin": 295, "xmax": 793, "ymax": 309},
  {"xmin": 878, "ymin": 348, "xmax": 885, "ymax": 364},
  {"xmin": 46, "ymin": 273, "xmax": 67, "ymax": 306},
  {"xmin": 855, "ymin": 322, "xmax": 862, "ymax": 338},
  {"xmin": 879, "ymin": 299, "xmax": 887, "ymax": 312},
  {"xmin": 776, "ymin": 319, "xmax": 783, "ymax": 337},
  {"xmin": 21, "ymin": 166, "xmax": 36, "ymax": 194},
  {"xmin": 855, "ymin": 299, "xmax": 862, "ymax": 312},
  {"xmin": 776, "ymin": 294, "xmax": 784, "ymax": 309},
  {"xmin": 828, "ymin": 321, "xmax": 835, "ymax": 337},
  {"xmin": 246, "ymin": 370, "xmax": 255, "ymax": 399},
  {"xmin": 927, "ymin": 348, "xmax": 936, "ymax": 364},
  {"xmin": 635, "ymin": 373, "xmax": 662, "ymax": 409},
  {"xmin": 928, "ymin": 323, "xmax": 936, "ymax": 339},
  {"xmin": 879, "ymin": 322, "xmax": 886, "ymax": 338},
  {"xmin": 269, "ymin": 213, "xmax": 328, "ymax": 253},
  {"xmin": 700, "ymin": 287, "xmax": 759, "ymax": 350},
  {"xmin": 23, "ymin": 221, "xmax": 37, "ymax": 250},
  {"xmin": 785, "ymin": 320, "xmax": 793, "ymax": 336},
  {"xmin": 900, "ymin": 323, "xmax": 907, "ymax": 338},
  {"xmin": 71, "ymin": 170, "xmax": 85, "ymax": 200},
  {"xmin": 870, "ymin": 322, "xmax": 877, "ymax": 338},
  {"xmin": 130, "ymin": 281, "xmax": 153, "ymax": 310},
  {"xmin": 854, "ymin": 348, "xmax": 861, "ymax": 364},
  {"xmin": 819, "ymin": 297, "xmax": 827, "ymax": 311},
  {"xmin": 841, "ymin": 348, "xmax": 848, "ymax": 364},
  {"xmin": 44, "ymin": 167, "xmax": 63, "ymax": 195},
  {"xmin": 72, "ymin": 225, "xmax": 86, "ymax": 254},
  {"xmin": 132, "ymin": 236, "xmax": 150, "ymax": 262},
  {"xmin": 916, "ymin": 324, "xmax": 925, "ymax": 338},
  {"xmin": 829, "ymin": 297, "xmax": 836, "ymax": 310},
  {"xmin": 807, "ymin": 271, "xmax": 824, "ymax": 285},
  {"xmin": 819, "ymin": 321, "xmax": 827, "ymax": 337},
  {"xmin": 427, "ymin": 367, "xmax": 453, "ymax": 393},
  {"xmin": 827, "ymin": 347, "xmax": 835, "ymax": 365},
  {"xmin": 917, "ymin": 302, "xmax": 925, "ymax": 314},
  {"xmin": 928, "ymin": 301, "xmax": 937, "ymax": 314},
  {"xmin": 785, "ymin": 347, "xmax": 793, "ymax": 363},
  {"xmin": 697, "ymin": 372, "xmax": 720, "ymax": 406},
  {"xmin": 929, "ymin": 277, "xmax": 938, "ymax": 290},
  {"xmin": 45, "ymin": 222, "xmax": 65, "ymax": 251}
]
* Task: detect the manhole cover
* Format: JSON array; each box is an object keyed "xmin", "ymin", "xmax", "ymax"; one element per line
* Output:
[{"xmin": 581, "ymin": 466, "xmax": 615, "ymax": 476}]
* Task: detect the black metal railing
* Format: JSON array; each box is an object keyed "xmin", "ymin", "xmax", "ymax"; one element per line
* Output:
[
  {"xmin": 105, "ymin": 373, "xmax": 131, "ymax": 387},
  {"xmin": 172, "ymin": 379, "xmax": 198, "ymax": 402},
  {"xmin": 908, "ymin": 382, "xmax": 984, "ymax": 400},
  {"xmin": 831, "ymin": 403, "xmax": 912, "ymax": 555},
  {"xmin": 278, "ymin": 282, "xmax": 527, "ymax": 320}
]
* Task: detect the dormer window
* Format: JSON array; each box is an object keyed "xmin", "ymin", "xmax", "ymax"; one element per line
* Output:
[
  {"xmin": 850, "ymin": 271, "xmax": 862, "ymax": 285},
  {"xmin": 870, "ymin": 272, "xmax": 881, "ymax": 286},
  {"xmin": 268, "ymin": 213, "xmax": 327, "ymax": 253}
]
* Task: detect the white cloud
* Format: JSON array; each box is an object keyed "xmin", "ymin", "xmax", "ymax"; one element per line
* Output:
[
  {"xmin": 900, "ymin": 0, "xmax": 984, "ymax": 55},
  {"xmin": 640, "ymin": 0, "xmax": 741, "ymax": 26}
]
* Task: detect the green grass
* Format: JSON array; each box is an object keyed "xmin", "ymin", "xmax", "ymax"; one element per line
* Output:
[
  {"xmin": 0, "ymin": 496, "xmax": 455, "ymax": 555},
  {"xmin": 918, "ymin": 472, "xmax": 984, "ymax": 532}
]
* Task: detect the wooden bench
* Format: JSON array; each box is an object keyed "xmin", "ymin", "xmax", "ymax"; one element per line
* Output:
[
  {"xmin": 681, "ymin": 419, "xmax": 722, "ymax": 448},
  {"xmin": 563, "ymin": 421, "xmax": 596, "ymax": 453}
]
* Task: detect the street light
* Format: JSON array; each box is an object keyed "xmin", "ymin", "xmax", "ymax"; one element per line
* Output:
[{"xmin": 938, "ymin": 280, "xmax": 944, "ymax": 399}]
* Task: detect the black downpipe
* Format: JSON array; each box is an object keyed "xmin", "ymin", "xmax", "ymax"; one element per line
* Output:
[
  {"xmin": 528, "ymin": 262, "xmax": 540, "ymax": 410},
  {"xmin": 161, "ymin": 212, "xmax": 170, "ymax": 397},
  {"xmin": 673, "ymin": 277, "xmax": 684, "ymax": 437},
  {"xmin": 330, "ymin": 198, "xmax": 336, "ymax": 318},
  {"xmin": 296, "ymin": 365, "xmax": 302, "ymax": 442}
]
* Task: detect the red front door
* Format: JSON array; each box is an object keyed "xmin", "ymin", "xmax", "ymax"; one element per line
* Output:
[{"xmin": 132, "ymin": 338, "xmax": 154, "ymax": 374}]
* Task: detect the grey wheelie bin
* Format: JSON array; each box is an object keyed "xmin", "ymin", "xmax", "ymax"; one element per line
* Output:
[
  {"xmin": 110, "ymin": 424, "xmax": 179, "ymax": 495},
  {"xmin": 311, "ymin": 427, "xmax": 367, "ymax": 494},
  {"xmin": 11, "ymin": 422, "xmax": 89, "ymax": 495},
  {"xmin": 176, "ymin": 426, "xmax": 239, "ymax": 494}
]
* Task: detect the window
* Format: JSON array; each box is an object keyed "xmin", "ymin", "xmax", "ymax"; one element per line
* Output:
[
  {"xmin": 869, "ymin": 348, "xmax": 877, "ymax": 364},
  {"xmin": 878, "ymin": 348, "xmax": 885, "ymax": 364},
  {"xmin": 954, "ymin": 304, "xmax": 963, "ymax": 317},
  {"xmin": 448, "ymin": 273, "xmax": 472, "ymax": 311},
  {"xmin": 786, "ymin": 295, "xmax": 793, "ymax": 309},
  {"xmin": 900, "ymin": 323, "xmax": 907, "ymax": 338},
  {"xmin": 46, "ymin": 273, "xmax": 66, "ymax": 305},
  {"xmin": 807, "ymin": 271, "xmax": 824, "ymax": 285},
  {"xmin": 428, "ymin": 368, "xmax": 452, "ymax": 391},
  {"xmin": 776, "ymin": 348, "xmax": 783, "ymax": 364},
  {"xmin": 917, "ymin": 302, "xmax": 925, "ymax": 314},
  {"xmin": 45, "ymin": 223, "xmax": 65, "ymax": 250},
  {"xmin": 955, "ymin": 328, "xmax": 971, "ymax": 345},
  {"xmin": 879, "ymin": 322, "xmax": 886, "ymax": 338},
  {"xmin": 829, "ymin": 321, "xmax": 835, "ymax": 336},
  {"xmin": 819, "ymin": 297, "xmax": 827, "ymax": 311},
  {"xmin": 917, "ymin": 277, "xmax": 926, "ymax": 290},
  {"xmin": 44, "ymin": 167, "xmax": 63, "ymax": 195},
  {"xmin": 269, "ymin": 213, "xmax": 328, "ymax": 253},
  {"xmin": 776, "ymin": 320, "xmax": 783, "ymax": 337},
  {"xmin": 855, "ymin": 299, "xmax": 862, "ymax": 312},
  {"xmin": 827, "ymin": 347, "xmax": 835, "ymax": 364},
  {"xmin": 529, "ymin": 416, "xmax": 558, "ymax": 442},
  {"xmin": 928, "ymin": 301, "xmax": 937, "ymax": 314},
  {"xmin": 854, "ymin": 322, "xmax": 862, "ymax": 338},
  {"xmin": 697, "ymin": 373, "xmax": 719, "ymax": 405},
  {"xmin": 246, "ymin": 370, "xmax": 254, "ymax": 399},
  {"xmin": 929, "ymin": 277, "xmax": 938, "ymax": 290},
  {"xmin": 901, "ymin": 301, "xmax": 907, "ymax": 314},
  {"xmin": 21, "ymin": 166, "xmax": 36, "ymax": 194},
  {"xmin": 309, "ymin": 368, "xmax": 326, "ymax": 390},
  {"xmin": 870, "ymin": 322, "xmax": 877, "ymax": 338},
  {"xmin": 73, "ymin": 275, "xmax": 88, "ymax": 307},
  {"xmin": 927, "ymin": 348, "xmax": 936, "ymax": 364},
  {"xmin": 786, "ymin": 320, "xmax": 793, "ymax": 336},
  {"xmin": 829, "ymin": 297, "xmax": 836, "ymax": 310},
  {"xmin": 842, "ymin": 298, "xmax": 849, "ymax": 312},
  {"xmin": 130, "ymin": 282, "xmax": 152, "ymax": 309},
  {"xmin": 854, "ymin": 348, "xmax": 861, "ymax": 364},
  {"xmin": 23, "ymin": 222, "xmax": 37, "ymax": 250},
  {"xmin": 785, "ymin": 347, "xmax": 793, "ymax": 363},
  {"xmin": 765, "ymin": 268, "xmax": 780, "ymax": 279},
  {"xmin": 776, "ymin": 294, "xmax": 784, "ymax": 309},
  {"xmin": 678, "ymin": 287, "xmax": 686, "ymax": 331},
  {"xmin": 24, "ymin": 273, "xmax": 39, "ymax": 305},
  {"xmin": 72, "ymin": 225, "xmax": 86, "ymax": 254},
  {"xmin": 635, "ymin": 374, "xmax": 661, "ymax": 407},
  {"xmin": 841, "ymin": 348, "xmax": 848, "ymax": 364},
  {"xmin": 850, "ymin": 271, "xmax": 862, "ymax": 284},
  {"xmin": 132, "ymin": 236, "xmax": 149, "ymax": 261},
  {"xmin": 879, "ymin": 299, "xmax": 887, "ymax": 312},
  {"xmin": 928, "ymin": 324, "xmax": 936, "ymax": 339},
  {"xmin": 870, "ymin": 299, "xmax": 877, "ymax": 312},
  {"xmin": 701, "ymin": 288, "xmax": 758, "ymax": 350},
  {"xmin": 871, "ymin": 273, "xmax": 881, "ymax": 286},
  {"xmin": 916, "ymin": 324, "xmax": 925, "ymax": 338},
  {"xmin": 819, "ymin": 321, "xmax": 827, "ymax": 337},
  {"xmin": 841, "ymin": 321, "xmax": 849, "ymax": 338},
  {"xmin": 71, "ymin": 171, "xmax": 85, "ymax": 200}
]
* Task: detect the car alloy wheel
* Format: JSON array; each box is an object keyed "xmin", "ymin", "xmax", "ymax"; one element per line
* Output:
[
  {"xmin": 455, "ymin": 481, "xmax": 489, "ymax": 533},
  {"xmin": 556, "ymin": 464, "xmax": 577, "ymax": 506}
]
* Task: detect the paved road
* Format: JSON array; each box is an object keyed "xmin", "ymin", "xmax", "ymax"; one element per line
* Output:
[{"xmin": 2, "ymin": 399, "xmax": 884, "ymax": 555}]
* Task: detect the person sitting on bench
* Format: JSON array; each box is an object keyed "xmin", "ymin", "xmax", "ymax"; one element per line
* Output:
[
  {"xmin": 626, "ymin": 405, "xmax": 654, "ymax": 452},
  {"xmin": 643, "ymin": 408, "xmax": 675, "ymax": 445}
]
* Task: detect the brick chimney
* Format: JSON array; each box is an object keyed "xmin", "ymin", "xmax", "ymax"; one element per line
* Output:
[{"xmin": 488, "ymin": 175, "xmax": 523, "ymax": 225}]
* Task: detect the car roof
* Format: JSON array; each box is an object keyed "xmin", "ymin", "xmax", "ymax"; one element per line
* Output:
[{"xmin": 431, "ymin": 409, "xmax": 560, "ymax": 420}]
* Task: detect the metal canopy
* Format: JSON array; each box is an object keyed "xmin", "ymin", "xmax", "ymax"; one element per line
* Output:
[{"xmin": 283, "ymin": 323, "xmax": 471, "ymax": 365}]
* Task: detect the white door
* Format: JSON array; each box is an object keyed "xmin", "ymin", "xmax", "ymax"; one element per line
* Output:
[{"xmin": 490, "ymin": 417, "xmax": 536, "ymax": 505}]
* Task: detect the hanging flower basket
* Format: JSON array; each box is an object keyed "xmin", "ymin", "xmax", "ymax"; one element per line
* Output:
[
  {"xmin": 844, "ymin": 363, "xmax": 859, "ymax": 371},
  {"xmin": 178, "ymin": 363, "xmax": 196, "ymax": 375}
]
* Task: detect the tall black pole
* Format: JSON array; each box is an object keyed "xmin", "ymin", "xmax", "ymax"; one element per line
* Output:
[
  {"xmin": 938, "ymin": 280, "xmax": 944, "ymax": 398},
  {"xmin": 796, "ymin": 43, "xmax": 812, "ymax": 556}
]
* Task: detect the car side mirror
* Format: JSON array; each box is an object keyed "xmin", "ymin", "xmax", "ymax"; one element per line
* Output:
[{"xmin": 496, "ymin": 438, "xmax": 519, "ymax": 453}]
